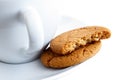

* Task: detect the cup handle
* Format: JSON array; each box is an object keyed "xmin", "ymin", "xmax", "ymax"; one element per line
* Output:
[{"xmin": 19, "ymin": 6, "xmax": 44, "ymax": 54}]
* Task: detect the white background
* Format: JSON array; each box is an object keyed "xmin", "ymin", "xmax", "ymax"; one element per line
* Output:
[
  {"xmin": 57, "ymin": 0, "xmax": 120, "ymax": 80},
  {"xmin": 0, "ymin": 0, "xmax": 119, "ymax": 80}
]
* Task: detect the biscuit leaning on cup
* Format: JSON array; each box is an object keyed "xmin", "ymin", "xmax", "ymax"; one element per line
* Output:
[{"xmin": 40, "ymin": 26, "xmax": 111, "ymax": 68}]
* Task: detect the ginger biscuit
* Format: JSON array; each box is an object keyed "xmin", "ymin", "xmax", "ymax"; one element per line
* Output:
[
  {"xmin": 50, "ymin": 26, "xmax": 111, "ymax": 55},
  {"xmin": 40, "ymin": 41, "xmax": 101, "ymax": 68}
]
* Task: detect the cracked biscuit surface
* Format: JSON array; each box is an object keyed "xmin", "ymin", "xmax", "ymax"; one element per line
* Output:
[
  {"xmin": 50, "ymin": 26, "xmax": 111, "ymax": 55},
  {"xmin": 40, "ymin": 41, "xmax": 101, "ymax": 68}
]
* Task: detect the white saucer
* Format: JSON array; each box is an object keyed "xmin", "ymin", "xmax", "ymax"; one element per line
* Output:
[{"xmin": 0, "ymin": 16, "xmax": 85, "ymax": 80}]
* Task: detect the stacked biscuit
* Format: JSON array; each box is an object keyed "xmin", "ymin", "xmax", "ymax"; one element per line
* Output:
[{"xmin": 40, "ymin": 26, "xmax": 111, "ymax": 68}]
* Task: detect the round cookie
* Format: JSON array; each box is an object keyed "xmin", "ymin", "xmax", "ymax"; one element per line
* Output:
[
  {"xmin": 40, "ymin": 41, "xmax": 101, "ymax": 68},
  {"xmin": 50, "ymin": 26, "xmax": 111, "ymax": 55}
]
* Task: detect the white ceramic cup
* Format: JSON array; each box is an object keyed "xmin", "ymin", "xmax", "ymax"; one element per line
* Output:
[{"xmin": 0, "ymin": 0, "xmax": 58, "ymax": 63}]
